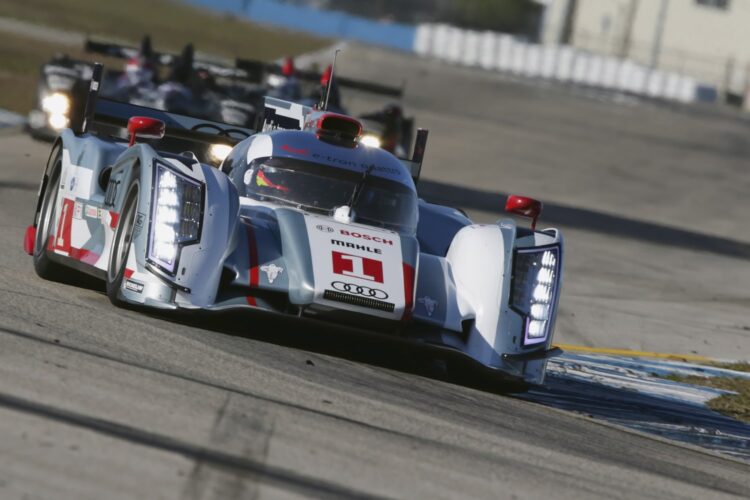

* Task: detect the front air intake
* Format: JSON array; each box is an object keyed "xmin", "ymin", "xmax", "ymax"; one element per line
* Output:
[{"xmin": 324, "ymin": 290, "xmax": 395, "ymax": 312}]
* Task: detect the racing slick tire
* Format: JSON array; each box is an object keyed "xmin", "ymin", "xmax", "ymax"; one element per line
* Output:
[
  {"xmin": 106, "ymin": 179, "xmax": 139, "ymax": 306},
  {"xmin": 33, "ymin": 148, "xmax": 66, "ymax": 280}
]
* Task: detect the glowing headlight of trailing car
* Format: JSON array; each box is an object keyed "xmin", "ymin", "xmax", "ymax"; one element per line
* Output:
[
  {"xmin": 147, "ymin": 164, "xmax": 203, "ymax": 275},
  {"xmin": 208, "ymin": 143, "xmax": 233, "ymax": 164},
  {"xmin": 359, "ymin": 134, "xmax": 382, "ymax": 149},
  {"xmin": 41, "ymin": 92, "xmax": 71, "ymax": 130},
  {"xmin": 510, "ymin": 246, "xmax": 560, "ymax": 346}
]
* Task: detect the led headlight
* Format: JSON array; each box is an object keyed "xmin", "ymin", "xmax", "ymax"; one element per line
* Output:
[
  {"xmin": 41, "ymin": 92, "xmax": 71, "ymax": 131},
  {"xmin": 208, "ymin": 143, "xmax": 232, "ymax": 164},
  {"xmin": 48, "ymin": 113, "xmax": 69, "ymax": 130},
  {"xmin": 148, "ymin": 164, "xmax": 203, "ymax": 275},
  {"xmin": 510, "ymin": 246, "xmax": 560, "ymax": 346},
  {"xmin": 360, "ymin": 134, "xmax": 382, "ymax": 149},
  {"xmin": 41, "ymin": 92, "xmax": 70, "ymax": 115}
]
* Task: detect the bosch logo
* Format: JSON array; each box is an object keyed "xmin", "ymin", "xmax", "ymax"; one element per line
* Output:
[
  {"xmin": 331, "ymin": 281, "xmax": 389, "ymax": 300},
  {"xmin": 339, "ymin": 229, "xmax": 394, "ymax": 246},
  {"xmin": 316, "ymin": 224, "xmax": 335, "ymax": 233}
]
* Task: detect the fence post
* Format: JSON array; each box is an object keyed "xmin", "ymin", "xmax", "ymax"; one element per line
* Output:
[{"xmin": 723, "ymin": 56, "xmax": 735, "ymax": 102}]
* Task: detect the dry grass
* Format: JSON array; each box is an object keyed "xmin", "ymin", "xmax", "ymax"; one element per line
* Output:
[
  {"xmin": 705, "ymin": 361, "xmax": 750, "ymax": 373},
  {"xmin": 0, "ymin": 0, "xmax": 327, "ymax": 59},
  {"xmin": 0, "ymin": 0, "xmax": 328, "ymax": 113},
  {"xmin": 665, "ymin": 373, "xmax": 750, "ymax": 424}
]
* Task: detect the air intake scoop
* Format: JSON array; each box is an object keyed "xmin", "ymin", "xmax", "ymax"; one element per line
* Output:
[{"xmin": 304, "ymin": 111, "xmax": 362, "ymax": 147}]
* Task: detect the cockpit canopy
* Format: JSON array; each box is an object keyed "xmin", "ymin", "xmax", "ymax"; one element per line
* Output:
[{"xmin": 233, "ymin": 156, "xmax": 418, "ymax": 234}]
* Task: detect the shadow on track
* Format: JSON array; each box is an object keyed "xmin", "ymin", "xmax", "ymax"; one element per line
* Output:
[
  {"xmin": 157, "ymin": 307, "xmax": 530, "ymax": 394},
  {"xmin": 522, "ymin": 373, "xmax": 750, "ymax": 462},
  {"xmin": 418, "ymin": 180, "xmax": 750, "ymax": 260}
]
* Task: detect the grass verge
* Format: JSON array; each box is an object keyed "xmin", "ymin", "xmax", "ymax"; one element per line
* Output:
[
  {"xmin": 665, "ymin": 373, "xmax": 750, "ymax": 424},
  {"xmin": 704, "ymin": 361, "xmax": 750, "ymax": 373},
  {"xmin": 0, "ymin": 0, "xmax": 328, "ymax": 114},
  {"xmin": 0, "ymin": 0, "xmax": 327, "ymax": 59}
]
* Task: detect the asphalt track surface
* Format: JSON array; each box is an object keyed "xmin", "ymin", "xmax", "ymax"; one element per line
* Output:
[{"xmin": 1, "ymin": 45, "xmax": 749, "ymax": 498}]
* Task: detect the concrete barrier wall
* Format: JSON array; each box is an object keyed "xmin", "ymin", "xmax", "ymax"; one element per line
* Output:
[
  {"xmin": 414, "ymin": 23, "xmax": 711, "ymax": 104},
  {"xmin": 182, "ymin": 0, "xmax": 415, "ymax": 52}
]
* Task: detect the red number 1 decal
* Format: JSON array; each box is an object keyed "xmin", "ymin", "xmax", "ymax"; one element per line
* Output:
[{"xmin": 332, "ymin": 251, "xmax": 384, "ymax": 283}]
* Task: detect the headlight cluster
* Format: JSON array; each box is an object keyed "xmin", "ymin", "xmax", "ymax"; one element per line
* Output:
[
  {"xmin": 41, "ymin": 92, "xmax": 71, "ymax": 130},
  {"xmin": 148, "ymin": 164, "xmax": 203, "ymax": 275},
  {"xmin": 359, "ymin": 134, "xmax": 382, "ymax": 149},
  {"xmin": 510, "ymin": 246, "xmax": 560, "ymax": 346}
]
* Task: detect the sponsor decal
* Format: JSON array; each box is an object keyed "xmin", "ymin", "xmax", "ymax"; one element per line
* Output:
[
  {"xmin": 124, "ymin": 279, "xmax": 144, "ymax": 294},
  {"xmin": 331, "ymin": 281, "xmax": 389, "ymax": 300},
  {"xmin": 260, "ymin": 263, "xmax": 284, "ymax": 284},
  {"xmin": 339, "ymin": 229, "xmax": 394, "ymax": 246},
  {"xmin": 73, "ymin": 201, "xmax": 83, "ymax": 220},
  {"xmin": 332, "ymin": 251, "xmax": 383, "ymax": 283},
  {"xmin": 418, "ymin": 296, "xmax": 438, "ymax": 317},
  {"xmin": 316, "ymin": 224, "xmax": 335, "ymax": 233},
  {"xmin": 69, "ymin": 176, "xmax": 77, "ymax": 192},
  {"xmin": 133, "ymin": 212, "xmax": 145, "ymax": 238},
  {"xmin": 311, "ymin": 154, "xmax": 401, "ymax": 176},
  {"xmin": 85, "ymin": 205, "xmax": 99, "ymax": 219},
  {"xmin": 331, "ymin": 238, "xmax": 382, "ymax": 255},
  {"xmin": 281, "ymin": 144, "xmax": 308, "ymax": 155}
]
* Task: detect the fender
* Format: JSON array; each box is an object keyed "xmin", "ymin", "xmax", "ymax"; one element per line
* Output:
[
  {"xmin": 446, "ymin": 221, "xmax": 516, "ymax": 368},
  {"xmin": 110, "ymin": 145, "xmax": 241, "ymax": 309},
  {"xmin": 439, "ymin": 219, "xmax": 564, "ymax": 384}
]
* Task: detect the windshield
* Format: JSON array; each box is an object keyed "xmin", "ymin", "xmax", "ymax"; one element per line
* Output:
[{"xmin": 236, "ymin": 157, "xmax": 417, "ymax": 234}]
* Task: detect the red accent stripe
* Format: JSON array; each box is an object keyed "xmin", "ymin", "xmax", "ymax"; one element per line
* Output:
[
  {"xmin": 246, "ymin": 223, "xmax": 259, "ymax": 306},
  {"xmin": 402, "ymin": 262, "xmax": 415, "ymax": 321},
  {"xmin": 124, "ymin": 268, "xmax": 135, "ymax": 279},
  {"xmin": 69, "ymin": 247, "xmax": 101, "ymax": 265},
  {"xmin": 109, "ymin": 211, "xmax": 120, "ymax": 229}
]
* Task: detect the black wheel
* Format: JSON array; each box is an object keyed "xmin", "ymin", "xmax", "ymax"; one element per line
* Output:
[
  {"xmin": 33, "ymin": 150, "xmax": 66, "ymax": 280},
  {"xmin": 106, "ymin": 180, "xmax": 139, "ymax": 306}
]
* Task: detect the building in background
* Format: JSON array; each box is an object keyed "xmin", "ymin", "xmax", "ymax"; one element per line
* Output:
[{"xmin": 541, "ymin": 0, "xmax": 749, "ymax": 101}]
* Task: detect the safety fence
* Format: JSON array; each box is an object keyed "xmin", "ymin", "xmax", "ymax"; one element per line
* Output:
[{"xmin": 414, "ymin": 24, "xmax": 716, "ymax": 104}]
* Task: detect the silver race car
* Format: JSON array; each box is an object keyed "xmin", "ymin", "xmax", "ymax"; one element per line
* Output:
[{"xmin": 24, "ymin": 66, "xmax": 564, "ymax": 387}]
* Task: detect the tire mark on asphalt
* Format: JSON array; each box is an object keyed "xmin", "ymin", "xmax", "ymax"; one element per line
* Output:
[
  {"xmin": 3, "ymin": 324, "xmax": 750, "ymax": 496},
  {"xmin": 182, "ymin": 395, "xmax": 275, "ymax": 500},
  {"xmin": 0, "ymin": 324, "xmax": 448, "ymax": 445},
  {"xmin": 0, "ymin": 324, "xmax": 549, "ymax": 478},
  {"xmin": 0, "ymin": 180, "xmax": 37, "ymax": 191},
  {"xmin": 0, "ymin": 391, "xmax": 379, "ymax": 500},
  {"xmin": 0, "ymin": 287, "xmax": 102, "ymax": 311}
]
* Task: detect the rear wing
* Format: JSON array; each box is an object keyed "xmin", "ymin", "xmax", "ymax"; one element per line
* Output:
[
  {"xmin": 261, "ymin": 97, "xmax": 426, "ymax": 183},
  {"xmin": 236, "ymin": 58, "xmax": 404, "ymax": 98},
  {"xmin": 84, "ymin": 38, "xmax": 251, "ymax": 80},
  {"xmin": 77, "ymin": 64, "xmax": 255, "ymax": 164}
]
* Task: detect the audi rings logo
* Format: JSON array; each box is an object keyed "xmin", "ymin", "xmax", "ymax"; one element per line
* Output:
[
  {"xmin": 316, "ymin": 224, "xmax": 334, "ymax": 233},
  {"xmin": 331, "ymin": 281, "xmax": 389, "ymax": 300}
]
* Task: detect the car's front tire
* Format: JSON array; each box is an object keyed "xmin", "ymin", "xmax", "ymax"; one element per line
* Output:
[
  {"xmin": 106, "ymin": 180, "xmax": 139, "ymax": 306},
  {"xmin": 33, "ymin": 149, "xmax": 66, "ymax": 280}
]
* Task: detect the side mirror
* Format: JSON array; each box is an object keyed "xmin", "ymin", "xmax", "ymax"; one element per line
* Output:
[
  {"xmin": 505, "ymin": 195, "xmax": 542, "ymax": 231},
  {"xmin": 127, "ymin": 116, "xmax": 165, "ymax": 147}
]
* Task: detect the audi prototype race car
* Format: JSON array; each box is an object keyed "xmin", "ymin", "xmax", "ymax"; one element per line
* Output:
[
  {"xmin": 24, "ymin": 64, "xmax": 564, "ymax": 387},
  {"xmin": 28, "ymin": 36, "xmax": 260, "ymax": 140}
]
